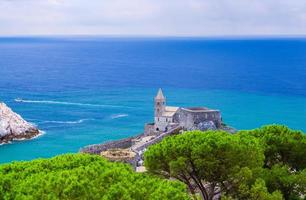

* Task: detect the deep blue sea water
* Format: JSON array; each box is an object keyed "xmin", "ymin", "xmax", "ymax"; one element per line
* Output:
[{"xmin": 0, "ymin": 37, "xmax": 306, "ymax": 164}]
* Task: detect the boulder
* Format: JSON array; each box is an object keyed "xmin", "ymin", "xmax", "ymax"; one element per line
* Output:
[{"xmin": 0, "ymin": 102, "xmax": 40, "ymax": 144}]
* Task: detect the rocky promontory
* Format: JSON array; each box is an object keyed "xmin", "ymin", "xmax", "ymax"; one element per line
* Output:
[{"xmin": 0, "ymin": 102, "xmax": 40, "ymax": 144}]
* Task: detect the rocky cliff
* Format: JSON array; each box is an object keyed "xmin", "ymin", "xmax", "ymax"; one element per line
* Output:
[{"xmin": 0, "ymin": 102, "xmax": 40, "ymax": 144}]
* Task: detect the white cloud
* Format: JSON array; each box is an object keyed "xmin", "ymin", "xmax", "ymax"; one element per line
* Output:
[{"xmin": 0, "ymin": 0, "xmax": 305, "ymax": 36}]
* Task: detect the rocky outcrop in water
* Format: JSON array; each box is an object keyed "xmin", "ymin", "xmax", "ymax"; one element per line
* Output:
[{"xmin": 0, "ymin": 102, "xmax": 40, "ymax": 144}]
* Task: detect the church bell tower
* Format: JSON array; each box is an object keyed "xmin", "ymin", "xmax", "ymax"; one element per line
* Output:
[{"xmin": 154, "ymin": 88, "xmax": 166, "ymax": 118}]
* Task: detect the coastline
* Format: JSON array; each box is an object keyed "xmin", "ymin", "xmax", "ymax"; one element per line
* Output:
[
  {"xmin": 0, "ymin": 130, "xmax": 43, "ymax": 146},
  {"xmin": 12, "ymin": 130, "xmax": 45, "ymax": 141},
  {"xmin": 0, "ymin": 102, "xmax": 43, "ymax": 146}
]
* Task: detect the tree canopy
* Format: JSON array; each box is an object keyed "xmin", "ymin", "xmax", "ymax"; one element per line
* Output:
[
  {"xmin": 239, "ymin": 125, "xmax": 306, "ymax": 200},
  {"xmin": 241, "ymin": 125, "xmax": 306, "ymax": 170},
  {"xmin": 144, "ymin": 125, "xmax": 306, "ymax": 200},
  {"xmin": 1, "ymin": 125, "xmax": 305, "ymax": 200},
  {"xmin": 144, "ymin": 130, "xmax": 279, "ymax": 200},
  {"xmin": 0, "ymin": 153, "xmax": 190, "ymax": 200}
]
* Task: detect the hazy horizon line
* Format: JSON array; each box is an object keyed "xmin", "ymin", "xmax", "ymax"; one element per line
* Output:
[{"xmin": 0, "ymin": 34, "xmax": 306, "ymax": 39}]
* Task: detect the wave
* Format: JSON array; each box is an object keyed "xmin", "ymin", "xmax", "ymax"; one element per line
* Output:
[
  {"xmin": 0, "ymin": 141, "xmax": 11, "ymax": 146},
  {"xmin": 110, "ymin": 114, "xmax": 129, "ymax": 119},
  {"xmin": 14, "ymin": 98, "xmax": 129, "ymax": 108},
  {"xmin": 32, "ymin": 131, "xmax": 45, "ymax": 139},
  {"xmin": 38, "ymin": 119, "xmax": 93, "ymax": 124}
]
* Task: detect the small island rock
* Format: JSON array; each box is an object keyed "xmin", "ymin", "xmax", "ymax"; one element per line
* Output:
[{"xmin": 0, "ymin": 102, "xmax": 40, "ymax": 144}]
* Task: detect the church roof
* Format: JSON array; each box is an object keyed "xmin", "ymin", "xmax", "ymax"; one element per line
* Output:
[
  {"xmin": 165, "ymin": 106, "xmax": 179, "ymax": 112},
  {"xmin": 155, "ymin": 88, "xmax": 165, "ymax": 100},
  {"xmin": 162, "ymin": 106, "xmax": 179, "ymax": 117}
]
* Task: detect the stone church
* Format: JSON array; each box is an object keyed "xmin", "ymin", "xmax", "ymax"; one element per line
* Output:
[{"xmin": 144, "ymin": 89, "xmax": 222, "ymax": 135}]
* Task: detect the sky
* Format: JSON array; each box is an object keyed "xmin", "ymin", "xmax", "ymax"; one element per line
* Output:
[{"xmin": 0, "ymin": 0, "xmax": 306, "ymax": 36}]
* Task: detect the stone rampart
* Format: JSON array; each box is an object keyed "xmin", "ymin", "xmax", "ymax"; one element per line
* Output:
[{"xmin": 80, "ymin": 133, "xmax": 144, "ymax": 154}]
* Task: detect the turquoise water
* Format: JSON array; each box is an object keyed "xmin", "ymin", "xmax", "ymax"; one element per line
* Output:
[{"xmin": 0, "ymin": 37, "xmax": 306, "ymax": 163}]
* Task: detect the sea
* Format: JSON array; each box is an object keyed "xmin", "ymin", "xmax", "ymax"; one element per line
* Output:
[{"xmin": 0, "ymin": 37, "xmax": 306, "ymax": 164}]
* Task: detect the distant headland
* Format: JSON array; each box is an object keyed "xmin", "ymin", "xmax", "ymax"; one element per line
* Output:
[{"xmin": 0, "ymin": 102, "xmax": 40, "ymax": 145}]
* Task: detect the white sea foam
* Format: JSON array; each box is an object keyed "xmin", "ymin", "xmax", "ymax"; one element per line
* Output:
[
  {"xmin": 14, "ymin": 98, "xmax": 128, "ymax": 108},
  {"xmin": 32, "ymin": 130, "xmax": 45, "ymax": 139},
  {"xmin": 0, "ymin": 141, "xmax": 11, "ymax": 146},
  {"xmin": 39, "ymin": 119, "xmax": 92, "ymax": 124},
  {"xmin": 110, "ymin": 114, "xmax": 129, "ymax": 119}
]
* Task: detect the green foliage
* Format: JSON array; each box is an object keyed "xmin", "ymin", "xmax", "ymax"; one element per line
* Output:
[
  {"xmin": 145, "ymin": 125, "xmax": 306, "ymax": 200},
  {"xmin": 241, "ymin": 125, "xmax": 306, "ymax": 170},
  {"xmin": 0, "ymin": 153, "xmax": 190, "ymax": 200},
  {"xmin": 1, "ymin": 125, "xmax": 305, "ymax": 200},
  {"xmin": 240, "ymin": 125, "xmax": 306, "ymax": 200},
  {"xmin": 223, "ymin": 179, "xmax": 283, "ymax": 200},
  {"xmin": 144, "ymin": 130, "xmax": 268, "ymax": 200},
  {"xmin": 260, "ymin": 164, "xmax": 305, "ymax": 200},
  {"xmin": 244, "ymin": 179, "xmax": 282, "ymax": 200}
]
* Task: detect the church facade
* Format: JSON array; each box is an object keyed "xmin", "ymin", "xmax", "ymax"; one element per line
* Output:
[{"xmin": 144, "ymin": 89, "xmax": 222, "ymax": 135}]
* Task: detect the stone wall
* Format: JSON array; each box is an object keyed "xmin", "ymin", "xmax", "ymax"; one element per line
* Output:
[
  {"xmin": 144, "ymin": 123, "xmax": 155, "ymax": 136},
  {"xmin": 80, "ymin": 133, "xmax": 144, "ymax": 155},
  {"xmin": 132, "ymin": 125, "xmax": 182, "ymax": 152},
  {"xmin": 173, "ymin": 108, "xmax": 222, "ymax": 130}
]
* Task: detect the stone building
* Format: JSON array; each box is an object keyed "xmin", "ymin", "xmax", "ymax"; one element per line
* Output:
[{"xmin": 144, "ymin": 89, "xmax": 222, "ymax": 135}]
